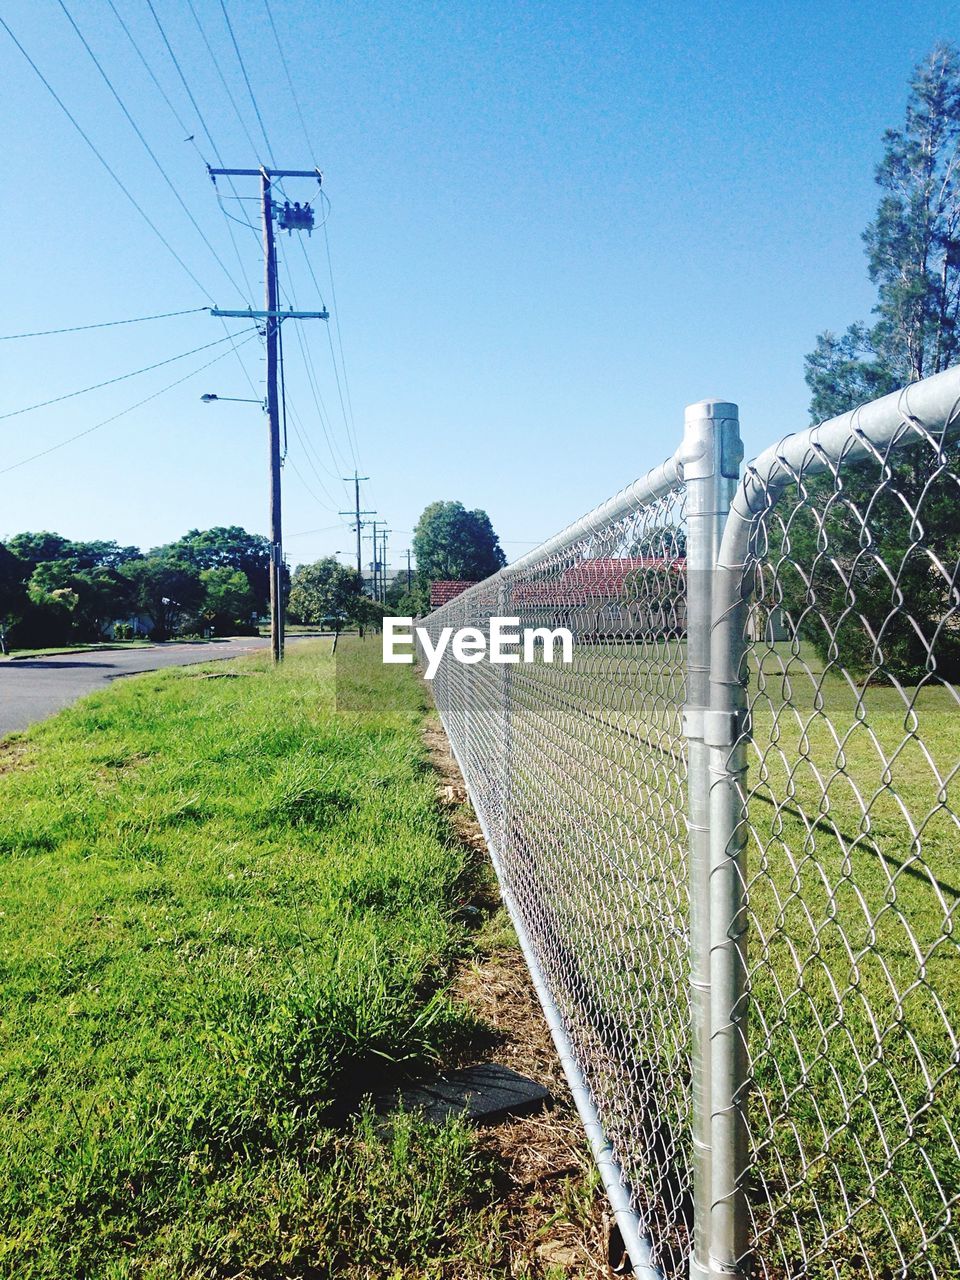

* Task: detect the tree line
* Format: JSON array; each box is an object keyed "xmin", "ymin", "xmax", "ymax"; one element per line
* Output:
[
  {"xmin": 0, "ymin": 526, "xmax": 277, "ymax": 651},
  {"xmin": 287, "ymin": 501, "xmax": 507, "ymax": 632},
  {"xmin": 793, "ymin": 42, "xmax": 960, "ymax": 683},
  {"xmin": 0, "ymin": 501, "xmax": 510, "ymax": 652}
]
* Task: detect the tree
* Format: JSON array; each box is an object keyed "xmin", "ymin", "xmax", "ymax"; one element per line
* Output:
[
  {"xmin": 70, "ymin": 541, "xmax": 141, "ymax": 572},
  {"xmin": 5, "ymin": 531, "xmax": 75, "ymax": 570},
  {"xmin": 806, "ymin": 44, "xmax": 960, "ymax": 417},
  {"xmin": 158, "ymin": 527, "xmax": 275, "ymax": 616},
  {"xmin": 27, "ymin": 559, "xmax": 133, "ymax": 641},
  {"xmin": 412, "ymin": 501, "xmax": 506, "ymax": 583},
  {"xmin": 199, "ymin": 567, "xmax": 256, "ymax": 634},
  {"xmin": 122, "ymin": 557, "xmax": 204, "ymax": 641},
  {"xmin": 0, "ymin": 545, "xmax": 28, "ymax": 653},
  {"xmin": 793, "ymin": 45, "xmax": 960, "ymax": 684},
  {"xmin": 287, "ymin": 558, "xmax": 362, "ymax": 635}
]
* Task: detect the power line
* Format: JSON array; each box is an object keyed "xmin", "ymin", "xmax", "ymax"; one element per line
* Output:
[
  {"xmin": 218, "ymin": 0, "xmax": 277, "ymax": 166},
  {"xmin": 258, "ymin": 7, "xmax": 363, "ymax": 472},
  {"xmin": 286, "ymin": 523, "xmax": 351, "ymax": 539},
  {"xmin": 270, "ymin": 196, "xmax": 361, "ymax": 474},
  {"xmin": 0, "ymin": 330, "xmax": 260, "ymax": 476},
  {"xmin": 286, "ymin": 453, "xmax": 337, "ymax": 512},
  {"xmin": 284, "ymin": 398, "xmax": 341, "ymax": 507},
  {"xmin": 263, "ymin": 0, "xmax": 314, "ymax": 163},
  {"xmin": 183, "ymin": 0, "xmax": 260, "ymax": 162},
  {"xmin": 322, "ymin": 220, "xmax": 361, "ymax": 468},
  {"xmin": 106, "ymin": 0, "xmax": 256, "ymax": 306},
  {"xmin": 0, "ymin": 13, "xmax": 214, "ymax": 301},
  {"xmin": 0, "ymin": 329, "xmax": 256, "ymax": 422},
  {"xmin": 56, "ymin": 0, "xmax": 246, "ymax": 299},
  {"xmin": 142, "ymin": 0, "xmax": 262, "ymax": 309},
  {"xmin": 215, "ymin": 314, "xmax": 266, "ymax": 401},
  {"xmin": 104, "ymin": 0, "xmax": 193, "ymax": 139},
  {"xmin": 276, "ymin": 252, "xmax": 348, "ymax": 479},
  {"xmin": 0, "ymin": 307, "xmax": 206, "ymax": 341}
]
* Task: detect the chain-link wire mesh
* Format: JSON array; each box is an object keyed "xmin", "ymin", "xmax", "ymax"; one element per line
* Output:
[
  {"xmin": 725, "ymin": 399, "xmax": 960, "ymax": 1279},
  {"xmin": 417, "ymin": 371, "xmax": 960, "ymax": 1279},
  {"xmin": 419, "ymin": 475, "xmax": 693, "ymax": 1275}
]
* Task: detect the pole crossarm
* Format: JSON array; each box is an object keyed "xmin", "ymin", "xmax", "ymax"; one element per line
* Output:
[
  {"xmin": 210, "ymin": 308, "xmax": 329, "ymax": 320},
  {"xmin": 208, "ymin": 167, "xmax": 321, "ymax": 179}
]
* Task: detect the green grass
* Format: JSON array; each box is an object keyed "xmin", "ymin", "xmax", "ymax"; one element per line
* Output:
[
  {"xmin": 741, "ymin": 648, "xmax": 960, "ymax": 1278},
  {"xmin": 0, "ymin": 641, "xmax": 508, "ymax": 1279}
]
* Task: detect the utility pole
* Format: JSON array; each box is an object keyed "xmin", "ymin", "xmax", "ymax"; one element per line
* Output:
[
  {"xmin": 339, "ymin": 471, "xmax": 373, "ymax": 588},
  {"xmin": 403, "ymin": 548, "xmax": 413, "ymax": 592},
  {"xmin": 366, "ymin": 520, "xmax": 380, "ymax": 600},
  {"xmin": 379, "ymin": 529, "xmax": 391, "ymax": 603},
  {"xmin": 208, "ymin": 165, "xmax": 328, "ymax": 663}
]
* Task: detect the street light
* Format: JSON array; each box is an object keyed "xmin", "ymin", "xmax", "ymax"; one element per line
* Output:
[{"xmin": 200, "ymin": 393, "xmax": 266, "ymax": 408}]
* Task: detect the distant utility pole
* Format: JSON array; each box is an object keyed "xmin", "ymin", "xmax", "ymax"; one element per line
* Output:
[
  {"xmin": 208, "ymin": 165, "xmax": 328, "ymax": 664},
  {"xmin": 339, "ymin": 471, "xmax": 373, "ymax": 586},
  {"xmin": 366, "ymin": 520, "xmax": 380, "ymax": 600},
  {"xmin": 379, "ymin": 529, "xmax": 391, "ymax": 603},
  {"xmin": 403, "ymin": 549, "xmax": 413, "ymax": 592}
]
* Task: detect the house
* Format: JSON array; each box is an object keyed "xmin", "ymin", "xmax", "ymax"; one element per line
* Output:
[
  {"xmin": 429, "ymin": 580, "xmax": 479, "ymax": 608},
  {"xmin": 511, "ymin": 558, "xmax": 686, "ymax": 640}
]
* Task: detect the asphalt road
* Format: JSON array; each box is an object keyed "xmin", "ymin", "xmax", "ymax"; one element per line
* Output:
[{"xmin": 0, "ymin": 637, "xmax": 303, "ymax": 738}]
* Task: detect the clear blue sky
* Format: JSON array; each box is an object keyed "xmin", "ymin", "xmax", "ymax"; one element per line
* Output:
[{"xmin": 1, "ymin": 0, "xmax": 956, "ymax": 570}]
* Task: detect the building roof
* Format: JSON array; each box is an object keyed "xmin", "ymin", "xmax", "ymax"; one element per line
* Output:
[
  {"xmin": 429, "ymin": 579, "xmax": 479, "ymax": 607},
  {"xmin": 512, "ymin": 557, "xmax": 683, "ymax": 606}
]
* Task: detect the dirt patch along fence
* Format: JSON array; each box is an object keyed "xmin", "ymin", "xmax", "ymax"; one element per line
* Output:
[{"xmin": 417, "ymin": 366, "xmax": 960, "ymax": 1280}]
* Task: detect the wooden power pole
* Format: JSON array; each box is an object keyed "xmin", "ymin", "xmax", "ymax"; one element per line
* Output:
[
  {"xmin": 209, "ymin": 165, "xmax": 328, "ymax": 663},
  {"xmin": 339, "ymin": 471, "xmax": 373, "ymax": 589},
  {"xmin": 261, "ymin": 170, "xmax": 283, "ymax": 664}
]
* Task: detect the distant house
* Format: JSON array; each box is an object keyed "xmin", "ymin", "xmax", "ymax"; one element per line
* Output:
[
  {"xmin": 429, "ymin": 580, "xmax": 479, "ymax": 608},
  {"xmin": 512, "ymin": 557, "xmax": 686, "ymax": 640}
]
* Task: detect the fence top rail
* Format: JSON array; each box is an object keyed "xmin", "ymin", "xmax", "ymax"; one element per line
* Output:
[
  {"xmin": 719, "ymin": 362, "xmax": 960, "ymax": 573},
  {"xmin": 500, "ymin": 449, "xmax": 683, "ymax": 580},
  {"xmin": 427, "ymin": 399, "xmax": 746, "ymax": 617}
]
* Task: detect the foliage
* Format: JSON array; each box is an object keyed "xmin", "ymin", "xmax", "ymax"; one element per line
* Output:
[
  {"xmin": 158, "ymin": 526, "xmax": 276, "ymax": 615},
  {"xmin": 199, "ymin": 567, "xmax": 256, "ymax": 634},
  {"xmin": 121, "ymin": 556, "xmax": 204, "ymax": 641},
  {"xmin": 27, "ymin": 559, "xmax": 134, "ymax": 642},
  {"xmin": 772, "ymin": 457, "xmax": 960, "ymax": 684},
  {"xmin": 805, "ymin": 44, "xmax": 960, "ymax": 419},
  {"xmin": 412, "ymin": 501, "xmax": 506, "ymax": 585},
  {"xmin": 4, "ymin": 531, "xmax": 75, "ymax": 569},
  {"xmin": 798, "ymin": 44, "xmax": 960, "ymax": 681},
  {"xmin": 0, "ymin": 547, "xmax": 28, "ymax": 650},
  {"xmin": 0, "ymin": 527, "xmax": 275, "ymax": 646},
  {"xmin": 287, "ymin": 558, "xmax": 363, "ymax": 632},
  {"xmin": 352, "ymin": 595, "xmax": 389, "ymax": 632}
]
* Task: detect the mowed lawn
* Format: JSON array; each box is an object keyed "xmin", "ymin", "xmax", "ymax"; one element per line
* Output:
[{"xmin": 0, "ymin": 640, "xmax": 500, "ymax": 1279}]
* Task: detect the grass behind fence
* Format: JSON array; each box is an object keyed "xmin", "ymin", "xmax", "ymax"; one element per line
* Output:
[
  {"xmin": 744, "ymin": 653, "xmax": 960, "ymax": 1278},
  {"xmin": 0, "ymin": 642, "xmax": 501, "ymax": 1279},
  {"xmin": 491, "ymin": 640, "xmax": 958, "ymax": 1276}
]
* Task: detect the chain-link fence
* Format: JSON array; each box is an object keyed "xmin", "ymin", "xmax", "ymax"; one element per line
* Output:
[{"xmin": 418, "ymin": 369, "xmax": 960, "ymax": 1279}]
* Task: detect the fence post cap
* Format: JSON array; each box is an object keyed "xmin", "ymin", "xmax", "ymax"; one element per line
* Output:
[{"xmin": 684, "ymin": 399, "xmax": 739, "ymax": 421}]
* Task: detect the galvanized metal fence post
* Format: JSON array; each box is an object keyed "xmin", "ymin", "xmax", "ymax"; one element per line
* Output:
[
  {"xmin": 496, "ymin": 573, "xmax": 512, "ymax": 854},
  {"xmin": 680, "ymin": 401, "xmax": 742, "ymax": 1280}
]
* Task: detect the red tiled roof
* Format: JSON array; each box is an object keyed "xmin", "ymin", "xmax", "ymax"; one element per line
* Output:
[
  {"xmin": 513, "ymin": 557, "xmax": 683, "ymax": 606},
  {"xmin": 429, "ymin": 579, "xmax": 479, "ymax": 607}
]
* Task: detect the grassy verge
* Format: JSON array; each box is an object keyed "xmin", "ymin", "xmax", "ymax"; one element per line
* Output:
[
  {"xmin": 0, "ymin": 640, "xmax": 511, "ymax": 1278},
  {"xmin": 1, "ymin": 641, "xmax": 155, "ymax": 660}
]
